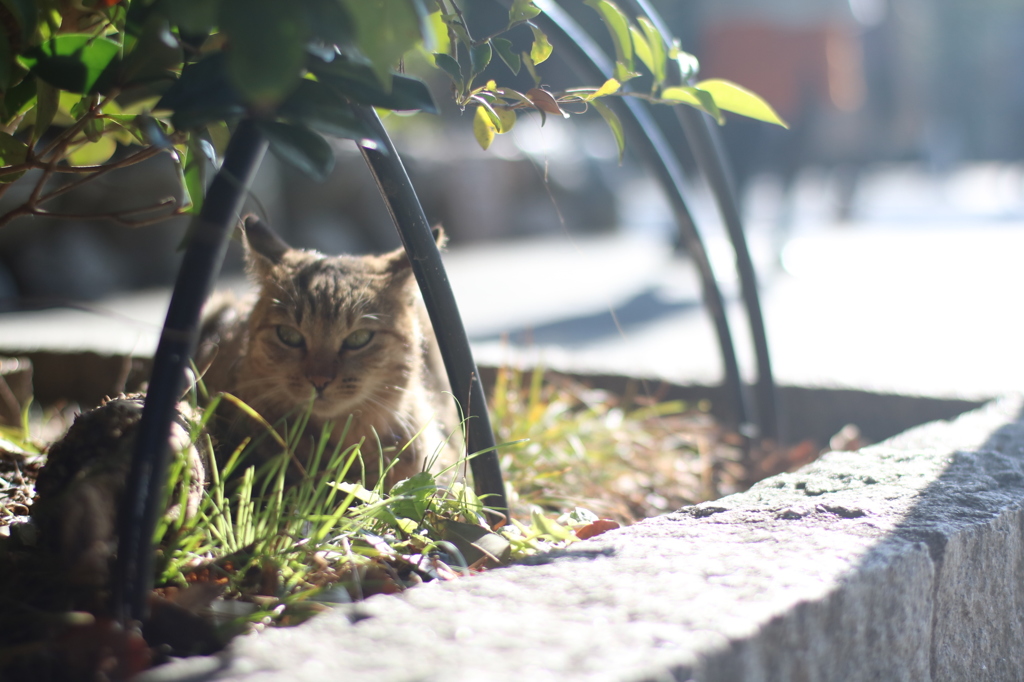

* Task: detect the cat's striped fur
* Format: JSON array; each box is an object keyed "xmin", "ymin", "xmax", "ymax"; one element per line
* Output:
[{"xmin": 199, "ymin": 216, "xmax": 458, "ymax": 487}]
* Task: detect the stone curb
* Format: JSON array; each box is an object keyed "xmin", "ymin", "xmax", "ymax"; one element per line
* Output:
[{"xmin": 142, "ymin": 394, "xmax": 1024, "ymax": 682}]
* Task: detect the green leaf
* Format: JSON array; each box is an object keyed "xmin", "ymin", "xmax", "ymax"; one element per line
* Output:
[
  {"xmin": 2, "ymin": 76, "xmax": 35, "ymax": 124},
  {"xmin": 637, "ymin": 17, "xmax": 666, "ymax": 84},
  {"xmin": 529, "ymin": 508, "xmax": 575, "ymax": 541},
  {"xmin": 591, "ymin": 98, "xmax": 624, "ymax": 164},
  {"xmin": 491, "ymin": 38, "xmax": 520, "ymax": 76},
  {"xmin": 433, "ymin": 52, "xmax": 463, "ymax": 91},
  {"xmin": 67, "ymin": 136, "xmax": 117, "ymax": 166},
  {"xmin": 0, "ymin": 432, "xmax": 31, "ymax": 455},
  {"xmin": 137, "ymin": 113, "xmax": 175, "ymax": 147},
  {"xmin": 472, "ymin": 95, "xmax": 501, "ymax": 128},
  {"xmin": 661, "ymin": 85, "xmax": 721, "ymax": 123},
  {"xmin": 206, "ymin": 120, "xmax": 231, "ymax": 156},
  {"xmin": 473, "ymin": 104, "xmax": 495, "ymax": 150},
  {"xmin": 522, "ymin": 50, "xmax": 540, "ymax": 87},
  {"xmin": 495, "ymin": 105, "xmax": 516, "ymax": 133},
  {"xmin": 21, "ymin": 35, "xmax": 121, "ymax": 94},
  {"xmin": 302, "ymin": 0, "xmax": 354, "ymax": 46},
  {"xmin": 583, "ymin": 0, "xmax": 633, "ymax": 75},
  {"xmin": 0, "ymin": 30, "xmax": 11, "ymax": 92},
  {"xmin": 84, "ymin": 116, "xmax": 103, "ymax": 143},
  {"xmin": 342, "ymin": 0, "xmax": 424, "ymax": 87},
  {"xmin": 178, "ymin": 141, "xmax": 205, "ymax": 214},
  {"xmin": 278, "ymin": 79, "xmax": 383, "ymax": 147},
  {"xmin": 441, "ymin": 518, "xmax": 511, "ymax": 566},
  {"xmin": 0, "ymin": 132, "xmax": 27, "ymax": 183},
  {"xmin": 592, "ymin": 77, "xmax": 620, "ymax": 99},
  {"xmin": 156, "ymin": 53, "xmax": 245, "ymax": 130},
  {"xmin": 469, "ymin": 41, "xmax": 492, "ymax": 81},
  {"xmin": 308, "ymin": 55, "xmax": 438, "ymax": 113},
  {"xmin": 529, "ymin": 24, "xmax": 552, "ymax": 65},
  {"xmin": 33, "ymin": 78, "xmax": 58, "ymax": 140},
  {"xmin": 256, "ymin": 120, "xmax": 336, "ymax": 182},
  {"xmin": 220, "ymin": 0, "xmax": 307, "ymax": 106},
  {"xmin": 158, "ymin": 0, "xmax": 217, "ymax": 35},
  {"xmin": 102, "ymin": 116, "xmax": 144, "ymax": 146},
  {"xmin": 629, "ymin": 25, "xmax": 653, "ymax": 78},
  {"xmin": 120, "ymin": 17, "xmax": 184, "ymax": 88},
  {"xmin": 695, "ymin": 79, "xmax": 788, "ymax": 127},
  {"xmin": 388, "ymin": 471, "xmax": 435, "ymax": 522},
  {"xmin": 508, "ymin": 0, "xmax": 541, "ymax": 24},
  {"xmin": 494, "ymin": 86, "xmax": 533, "ymax": 108},
  {"xmin": 0, "ymin": 0, "xmax": 37, "ymax": 47}
]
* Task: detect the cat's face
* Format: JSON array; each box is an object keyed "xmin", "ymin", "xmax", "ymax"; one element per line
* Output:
[{"xmin": 236, "ymin": 222, "xmax": 424, "ymax": 425}]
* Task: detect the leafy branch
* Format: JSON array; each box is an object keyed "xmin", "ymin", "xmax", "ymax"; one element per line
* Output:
[
  {"xmin": 0, "ymin": 0, "xmax": 786, "ymax": 235},
  {"xmin": 429, "ymin": 0, "xmax": 787, "ymax": 157}
]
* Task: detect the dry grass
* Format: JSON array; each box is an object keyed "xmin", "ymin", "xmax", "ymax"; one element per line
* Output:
[{"xmin": 492, "ymin": 367, "xmax": 820, "ymax": 524}]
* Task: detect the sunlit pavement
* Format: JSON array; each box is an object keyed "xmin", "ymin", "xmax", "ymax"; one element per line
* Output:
[
  {"xmin": 460, "ymin": 163, "xmax": 1024, "ymax": 401},
  {"xmin": 1, "ymin": 163, "xmax": 1023, "ymax": 402}
]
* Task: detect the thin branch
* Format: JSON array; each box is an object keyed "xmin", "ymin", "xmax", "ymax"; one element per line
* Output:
[
  {"xmin": 41, "ymin": 145, "xmax": 169, "ymax": 202},
  {"xmin": 0, "ymin": 142, "xmax": 172, "ymax": 178},
  {"xmin": 448, "ymin": 0, "xmax": 473, "ymax": 43},
  {"xmin": 27, "ymin": 197, "xmax": 185, "ymax": 227},
  {"xmin": 26, "ymin": 155, "xmax": 59, "ymax": 209},
  {"xmin": 37, "ymin": 93, "xmax": 115, "ymax": 161},
  {"xmin": 470, "ymin": 20, "xmax": 533, "ymax": 48},
  {"xmin": 437, "ymin": 0, "xmax": 461, "ymax": 64},
  {"xmin": 0, "ymin": 206, "xmax": 35, "ymax": 229},
  {"xmin": 15, "ymin": 104, "xmax": 105, "ymax": 219}
]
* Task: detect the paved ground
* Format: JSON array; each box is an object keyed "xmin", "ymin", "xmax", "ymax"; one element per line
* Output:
[{"xmin": 1, "ymin": 162, "xmax": 1023, "ymax": 402}]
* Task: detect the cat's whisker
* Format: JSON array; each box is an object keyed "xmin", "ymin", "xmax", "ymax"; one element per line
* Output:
[{"xmin": 365, "ymin": 394, "xmax": 420, "ymax": 435}]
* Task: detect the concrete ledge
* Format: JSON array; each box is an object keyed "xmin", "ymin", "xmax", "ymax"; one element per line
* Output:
[{"xmin": 145, "ymin": 395, "xmax": 1024, "ymax": 682}]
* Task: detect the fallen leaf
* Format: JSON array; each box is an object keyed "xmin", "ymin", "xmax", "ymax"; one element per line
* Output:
[{"xmin": 575, "ymin": 519, "xmax": 620, "ymax": 540}]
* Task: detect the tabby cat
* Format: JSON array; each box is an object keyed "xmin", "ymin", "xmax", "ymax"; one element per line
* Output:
[{"xmin": 199, "ymin": 216, "xmax": 458, "ymax": 487}]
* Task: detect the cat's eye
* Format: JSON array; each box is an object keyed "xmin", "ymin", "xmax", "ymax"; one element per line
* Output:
[
  {"xmin": 275, "ymin": 325, "xmax": 305, "ymax": 348},
  {"xmin": 342, "ymin": 329, "xmax": 374, "ymax": 350}
]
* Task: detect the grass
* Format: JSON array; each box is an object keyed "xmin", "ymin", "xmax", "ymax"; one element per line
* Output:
[
  {"xmin": 492, "ymin": 367, "xmax": 748, "ymax": 522},
  {"xmin": 0, "ymin": 365, "xmax": 817, "ymax": 662},
  {"xmin": 145, "ymin": 365, "xmax": 787, "ymax": 638},
  {"xmin": 0, "ymin": 403, "xmax": 44, "ymax": 531},
  {"xmin": 147, "ymin": 383, "xmax": 591, "ymax": 637}
]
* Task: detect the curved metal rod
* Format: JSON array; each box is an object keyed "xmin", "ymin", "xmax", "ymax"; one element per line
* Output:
[
  {"xmin": 519, "ymin": 0, "xmax": 751, "ymax": 430},
  {"xmin": 353, "ymin": 105, "xmax": 509, "ymax": 517},
  {"xmin": 114, "ymin": 119, "xmax": 268, "ymax": 624},
  {"xmin": 623, "ymin": 0, "xmax": 780, "ymax": 441},
  {"xmin": 673, "ymin": 107, "xmax": 779, "ymax": 440}
]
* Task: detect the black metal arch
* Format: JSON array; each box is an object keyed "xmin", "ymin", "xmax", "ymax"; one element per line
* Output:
[
  {"xmin": 506, "ymin": 0, "xmax": 752, "ymax": 431},
  {"xmin": 115, "ymin": 114, "xmax": 508, "ymax": 624},
  {"xmin": 354, "ymin": 105, "xmax": 507, "ymax": 514},
  {"xmin": 115, "ymin": 119, "xmax": 269, "ymax": 623},
  {"xmin": 114, "ymin": 0, "xmax": 782, "ymax": 627},
  {"xmin": 623, "ymin": 0, "xmax": 780, "ymax": 441}
]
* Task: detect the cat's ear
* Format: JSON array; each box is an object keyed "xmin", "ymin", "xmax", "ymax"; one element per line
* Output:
[
  {"xmin": 242, "ymin": 215, "xmax": 290, "ymax": 275},
  {"xmin": 383, "ymin": 226, "xmax": 447, "ymax": 277},
  {"xmin": 431, "ymin": 225, "xmax": 447, "ymax": 249}
]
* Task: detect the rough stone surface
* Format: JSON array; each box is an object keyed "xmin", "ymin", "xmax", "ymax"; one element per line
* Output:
[{"xmin": 143, "ymin": 395, "xmax": 1024, "ymax": 682}]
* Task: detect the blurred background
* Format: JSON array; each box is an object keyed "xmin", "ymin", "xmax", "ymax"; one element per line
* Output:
[{"xmin": 2, "ymin": 0, "xmax": 1024, "ymax": 408}]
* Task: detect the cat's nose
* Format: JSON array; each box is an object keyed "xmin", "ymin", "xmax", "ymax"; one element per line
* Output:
[{"xmin": 308, "ymin": 375, "xmax": 333, "ymax": 394}]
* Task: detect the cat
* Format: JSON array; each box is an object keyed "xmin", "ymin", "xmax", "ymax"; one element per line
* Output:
[
  {"xmin": 198, "ymin": 216, "xmax": 459, "ymax": 489},
  {"xmin": 32, "ymin": 395, "xmax": 204, "ymax": 589}
]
